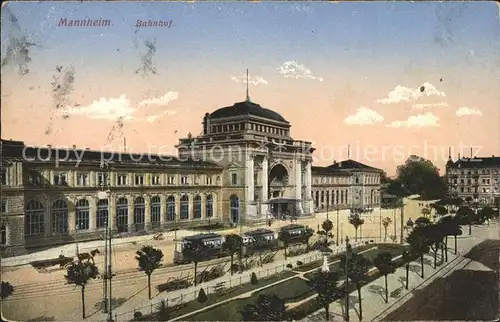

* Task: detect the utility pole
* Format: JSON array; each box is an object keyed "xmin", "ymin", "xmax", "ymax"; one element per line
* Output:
[
  {"xmin": 108, "ymin": 226, "xmax": 113, "ymax": 322},
  {"xmin": 336, "ymin": 206, "xmax": 339, "ymax": 246},
  {"xmin": 400, "ymin": 200, "xmax": 405, "ymax": 244},
  {"xmin": 102, "ymin": 221, "xmax": 108, "ymax": 313}
]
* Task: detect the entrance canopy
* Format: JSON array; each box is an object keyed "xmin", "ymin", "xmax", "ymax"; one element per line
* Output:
[{"xmin": 265, "ymin": 197, "xmax": 300, "ymax": 204}]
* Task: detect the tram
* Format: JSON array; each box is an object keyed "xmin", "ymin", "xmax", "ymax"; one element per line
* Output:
[{"xmin": 173, "ymin": 233, "xmax": 226, "ymax": 264}]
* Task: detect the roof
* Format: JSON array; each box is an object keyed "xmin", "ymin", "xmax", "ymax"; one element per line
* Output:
[
  {"xmin": 0, "ymin": 139, "xmax": 222, "ymax": 169},
  {"xmin": 446, "ymin": 156, "xmax": 500, "ymax": 169},
  {"xmin": 184, "ymin": 233, "xmax": 222, "ymax": 241},
  {"xmin": 311, "ymin": 166, "xmax": 352, "ymax": 176},
  {"xmin": 280, "ymin": 224, "xmax": 306, "ymax": 231},
  {"xmin": 209, "ymin": 101, "xmax": 289, "ymax": 123},
  {"xmin": 245, "ymin": 229, "xmax": 274, "ymax": 236},
  {"xmin": 267, "ymin": 197, "xmax": 300, "ymax": 203},
  {"xmin": 327, "ymin": 159, "xmax": 382, "ymax": 172}
]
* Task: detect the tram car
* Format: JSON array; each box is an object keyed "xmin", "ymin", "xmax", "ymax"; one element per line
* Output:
[
  {"xmin": 277, "ymin": 224, "xmax": 310, "ymax": 247},
  {"xmin": 242, "ymin": 228, "xmax": 278, "ymax": 256},
  {"xmin": 173, "ymin": 233, "xmax": 226, "ymax": 264}
]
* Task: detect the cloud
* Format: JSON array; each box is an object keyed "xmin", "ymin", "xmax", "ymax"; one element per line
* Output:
[
  {"xmin": 288, "ymin": 5, "xmax": 314, "ymax": 14},
  {"xmin": 277, "ymin": 60, "xmax": 323, "ymax": 81},
  {"xmin": 413, "ymin": 102, "xmax": 449, "ymax": 109},
  {"xmin": 138, "ymin": 91, "xmax": 179, "ymax": 106},
  {"xmin": 386, "ymin": 112, "xmax": 440, "ymax": 128},
  {"xmin": 344, "ymin": 107, "xmax": 384, "ymax": 125},
  {"xmin": 376, "ymin": 82, "xmax": 446, "ymax": 104},
  {"xmin": 456, "ymin": 106, "xmax": 482, "ymax": 117},
  {"xmin": 64, "ymin": 92, "xmax": 178, "ymax": 121},
  {"xmin": 231, "ymin": 74, "xmax": 268, "ymax": 86}
]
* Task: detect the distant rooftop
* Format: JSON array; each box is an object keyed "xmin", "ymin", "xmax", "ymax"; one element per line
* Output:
[
  {"xmin": 327, "ymin": 159, "xmax": 383, "ymax": 172},
  {"xmin": 446, "ymin": 156, "xmax": 500, "ymax": 169}
]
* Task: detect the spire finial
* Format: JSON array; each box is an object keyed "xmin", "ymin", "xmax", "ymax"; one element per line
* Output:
[
  {"xmin": 448, "ymin": 146, "xmax": 451, "ymax": 159},
  {"xmin": 246, "ymin": 69, "xmax": 250, "ymax": 102}
]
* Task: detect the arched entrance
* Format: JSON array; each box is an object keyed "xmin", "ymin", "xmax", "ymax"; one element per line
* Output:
[
  {"xmin": 230, "ymin": 195, "xmax": 240, "ymax": 224},
  {"xmin": 269, "ymin": 163, "xmax": 288, "ymax": 199}
]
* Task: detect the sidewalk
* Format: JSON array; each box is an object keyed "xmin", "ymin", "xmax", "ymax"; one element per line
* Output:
[{"xmin": 300, "ymin": 222, "xmax": 499, "ymax": 322}]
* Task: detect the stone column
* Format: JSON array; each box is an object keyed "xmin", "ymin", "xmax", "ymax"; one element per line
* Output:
[
  {"xmin": 175, "ymin": 195, "xmax": 181, "ymax": 221},
  {"xmin": 68, "ymin": 199, "xmax": 76, "ymax": 233},
  {"xmin": 201, "ymin": 194, "xmax": 206, "ymax": 220},
  {"xmin": 144, "ymin": 195, "xmax": 151, "ymax": 230},
  {"xmin": 67, "ymin": 170, "xmax": 74, "ymax": 186},
  {"xmin": 89, "ymin": 171, "xmax": 95, "ymax": 187},
  {"xmin": 261, "ymin": 157, "xmax": 269, "ymax": 217},
  {"xmin": 44, "ymin": 195, "xmax": 52, "ymax": 237},
  {"xmin": 245, "ymin": 153, "xmax": 257, "ymax": 220},
  {"xmin": 188, "ymin": 194, "xmax": 194, "ymax": 220},
  {"xmin": 159, "ymin": 194, "xmax": 165, "ymax": 225},
  {"xmin": 304, "ymin": 161, "xmax": 314, "ymax": 214},
  {"xmin": 109, "ymin": 194, "xmax": 116, "ymax": 230},
  {"xmin": 88, "ymin": 198, "xmax": 95, "ymax": 231},
  {"xmin": 295, "ymin": 159, "xmax": 303, "ymax": 215},
  {"xmin": 128, "ymin": 196, "xmax": 134, "ymax": 231}
]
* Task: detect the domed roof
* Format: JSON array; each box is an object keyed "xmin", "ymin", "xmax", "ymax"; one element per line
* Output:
[{"xmin": 209, "ymin": 101, "xmax": 289, "ymax": 123}]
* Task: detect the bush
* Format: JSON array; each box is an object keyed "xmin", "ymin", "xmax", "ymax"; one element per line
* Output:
[
  {"xmin": 296, "ymin": 260, "xmax": 303, "ymax": 266},
  {"xmin": 156, "ymin": 300, "xmax": 169, "ymax": 321},
  {"xmin": 197, "ymin": 288, "xmax": 208, "ymax": 303},
  {"xmin": 286, "ymin": 263, "xmax": 293, "ymax": 269},
  {"xmin": 365, "ymin": 241, "xmax": 369, "ymax": 245},
  {"xmin": 251, "ymin": 272, "xmax": 258, "ymax": 285},
  {"xmin": 133, "ymin": 311, "xmax": 143, "ymax": 320},
  {"xmin": 370, "ymin": 240, "xmax": 374, "ymax": 243}
]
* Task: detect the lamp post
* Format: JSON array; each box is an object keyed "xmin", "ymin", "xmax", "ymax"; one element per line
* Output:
[
  {"xmin": 75, "ymin": 224, "xmax": 80, "ymax": 256},
  {"xmin": 344, "ymin": 236, "xmax": 352, "ymax": 321}
]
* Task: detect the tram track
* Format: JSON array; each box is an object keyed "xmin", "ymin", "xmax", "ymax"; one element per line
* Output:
[{"xmin": 4, "ymin": 256, "xmax": 233, "ymax": 300}]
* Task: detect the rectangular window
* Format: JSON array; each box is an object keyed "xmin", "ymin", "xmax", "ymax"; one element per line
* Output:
[
  {"xmin": 53, "ymin": 172, "xmax": 67, "ymax": 185},
  {"xmin": 1, "ymin": 169, "xmax": 7, "ymax": 185},
  {"xmin": 76, "ymin": 173, "xmax": 89, "ymax": 186},
  {"xmin": 231, "ymin": 173, "xmax": 238, "ymax": 185},
  {"xmin": 180, "ymin": 175, "xmax": 189, "ymax": 185},
  {"xmin": 167, "ymin": 175, "xmax": 175, "ymax": 185},
  {"xmin": 151, "ymin": 175, "xmax": 160, "ymax": 185},
  {"xmin": 1, "ymin": 200, "xmax": 6, "ymax": 213},
  {"xmin": 97, "ymin": 172, "xmax": 109, "ymax": 186},
  {"xmin": 117, "ymin": 174, "xmax": 127, "ymax": 186},
  {"xmin": 28, "ymin": 171, "xmax": 42, "ymax": 185},
  {"xmin": 135, "ymin": 175, "xmax": 144, "ymax": 185}
]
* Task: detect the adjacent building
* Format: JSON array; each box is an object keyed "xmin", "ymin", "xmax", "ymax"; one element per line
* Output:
[
  {"xmin": 0, "ymin": 98, "xmax": 382, "ymax": 253},
  {"xmin": 445, "ymin": 154, "xmax": 500, "ymax": 206}
]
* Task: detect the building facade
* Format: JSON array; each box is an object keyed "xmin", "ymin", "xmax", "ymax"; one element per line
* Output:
[
  {"xmin": 445, "ymin": 155, "xmax": 500, "ymax": 206},
  {"xmin": 0, "ymin": 98, "xmax": 382, "ymax": 253}
]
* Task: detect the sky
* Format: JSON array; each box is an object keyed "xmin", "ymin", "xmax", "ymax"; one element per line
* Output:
[{"xmin": 1, "ymin": 1, "xmax": 499, "ymax": 175}]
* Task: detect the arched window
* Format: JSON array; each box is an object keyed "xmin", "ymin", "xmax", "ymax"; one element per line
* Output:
[
  {"xmin": 180, "ymin": 195, "xmax": 189, "ymax": 220},
  {"xmin": 230, "ymin": 195, "xmax": 239, "ymax": 223},
  {"xmin": 206, "ymin": 195, "xmax": 213, "ymax": 218},
  {"xmin": 75, "ymin": 199, "xmax": 90, "ymax": 231},
  {"xmin": 116, "ymin": 198, "xmax": 128, "ymax": 233},
  {"xmin": 25, "ymin": 200, "xmax": 44, "ymax": 236},
  {"xmin": 1, "ymin": 225, "xmax": 7, "ymax": 245},
  {"xmin": 340, "ymin": 190, "xmax": 344, "ymax": 204},
  {"xmin": 96, "ymin": 199, "xmax": 108, "ymax": 229},
  {"xmin": 345, "ymin": 189, "xmax": 349, "ymax": 204},
  {"xmin": 134, "ymin": 197, "xmax": 145, "ymax": 231},
  {"xmin": 320, "ymin": 191, "xmax": 325, "ymax": 209},
  {"xmin": 315, "ymin": 191, "xmax": 319, "ymax": 208},
  {"xmin": 326, "ymin": 191, "xmax": 330, "ymax": 208},
  {"xmin": 336, "ymin": 190, "xmax": 339, "ymax": 205},
  {"xmin": 52, "ymin": 200, "xmax": 68, "ymax": 234},
  {"xmin": 166, "ymin": 196, "xmax": 176, "ymax": 221},
  {"xmin": 193, "ymin": 195, "xmax": 202, "ymax": 219},
  {"xmin": 151, "ymin": 196, "xmax": 161, "ymax": 229}
]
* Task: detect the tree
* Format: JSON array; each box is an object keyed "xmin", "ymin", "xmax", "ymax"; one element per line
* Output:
[
  {"xmin": 278, "ymin": 230, "xmax": 291, "ymax": 260},
  {"xmin": 396, "ymin": 156, "xmax": 446, "ymax": 199},
  {"xmin": 406, "ymin": 226, "xmax": 430, "ymax": 278},
  {"xmin": 423, "ymin": 224, "xmax": 445, "ymax": 268},
  {"xmin": 64, "ymin": 260, "xmax": 99, "ymax": 318},
  {"xmin": 156, "ymin": 300, "xmax": 169, "ymax": 321},
  {"xmin": 0, "ymin": 281, "xmax": 14, "ymax": 299},
  {"xmin": 421, "ymin": 207, "xmax": 431, "ymax": 218},
  {"xmin": 306, "ymin": 271, "xmax": 342, "ymax": 320},
  {"xmin": 240, "ymin": 294, "xmax": 286, "ymax": 321},
  {"xmin": 321, "ymin": 219, "xmax": 334, "ymax": 246},
  {"xmin": 382, "ymin": 217, "xmax": 392, "ymax": 241},
  {"xmin": 340, "ymin": 253, "xmax": 372, "ymax": 320},
  {"xmin": 135, "ymin": 245, "xmax": 164, "ymax": 299},
  {"xmin": 252, "ymin": 235, "xmax": 271, "ymax": 267},
  {"xmin": 456, "ymin": 206, "xmax": 475, "ymax": 235},
  {"xmin": 197, "ymin": 288, "xmax": 208, "ymax": 303},
  {"xmin": 432, "ymin": 204, "xmax": 448, "ymax": 217},
  {"xmin": 222, "ymin": 234, "xmax": 243, "ymax": 275},
  {"xmin": 438, "ymin": 215, "xmax": 462, "ymax": 257},
  {"xmin": 373, "ymin": 252, "xmax": 396, "ymax": 303},
  {"xmin": 415, "ymin": 216, "xmax": 432, "ymax": 228},
  {"xmin": 349, "ymin": 213, "xmax": 365, "ymax": 241},
  {"xmin": 182, "ymin": 239, "xmax": 208, "ymax": 286},
  {"xmin": 479, "ymin": 206, "xmax": 495, "ymax": 226},
  {"xmin": 401, "ymin": 250, "xmax": 418, "ymax": 290}
]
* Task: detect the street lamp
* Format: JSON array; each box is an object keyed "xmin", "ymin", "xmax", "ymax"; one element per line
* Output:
[
  {"xmin": 336, "ymin": 206, "xmax": 340, "ymax": 246},
  {"xmin": 344, "ymin": 236, "xmax": 352, "ymax": 321}
]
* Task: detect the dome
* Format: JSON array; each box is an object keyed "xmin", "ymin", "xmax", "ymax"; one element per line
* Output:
[{"xmin": 209, "ymin": 101, "xmax": 289, "ymax": 123}]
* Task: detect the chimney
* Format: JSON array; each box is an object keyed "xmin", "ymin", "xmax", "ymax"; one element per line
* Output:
[
  {"xmin": 458, "ymin": 153, "xmax": 461, "ymax": 159},
  {"xmin": 470, "ymin": 147, "xmax": 473, "ymax": 158},
  {"xmin": 47, "ymin": 144, "xmax": 52, "ymax": 149},
  {"xmin": 72, "ymin": 145, "xmax": 76, "ymax": 149}
]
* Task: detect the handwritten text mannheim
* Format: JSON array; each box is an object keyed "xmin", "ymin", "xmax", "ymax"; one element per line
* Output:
[{"xmin": 58, "ymin": 18, "xmax": 112, "ymax": 27}]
